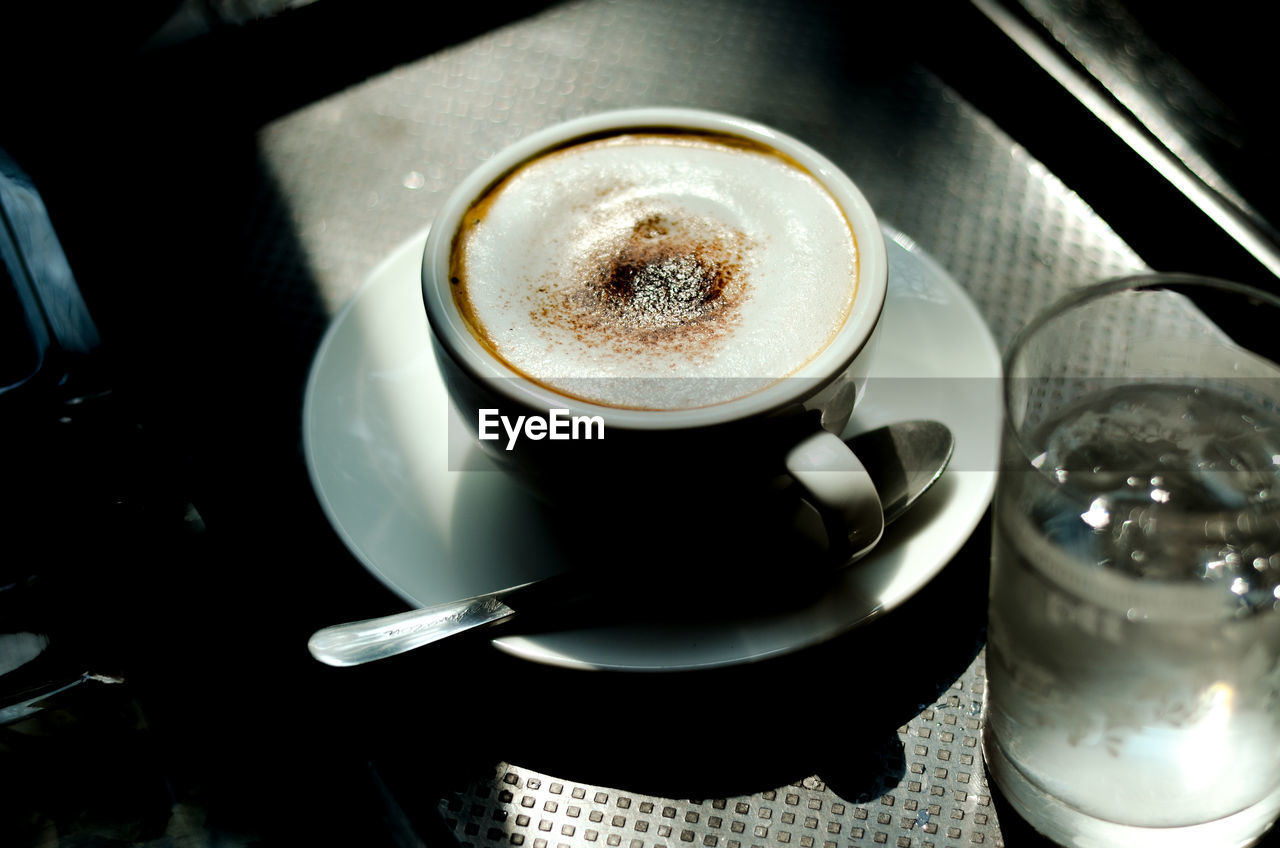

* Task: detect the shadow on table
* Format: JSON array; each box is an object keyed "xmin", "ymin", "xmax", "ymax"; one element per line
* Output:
[{"xmin": 355, "ymin": 513, "xmax": 991, "ymax": 838}]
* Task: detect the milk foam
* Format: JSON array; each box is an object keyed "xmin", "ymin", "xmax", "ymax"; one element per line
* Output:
[{"xmin": 451, "ymin": 133, "xmax": 858, "ymax": 409}]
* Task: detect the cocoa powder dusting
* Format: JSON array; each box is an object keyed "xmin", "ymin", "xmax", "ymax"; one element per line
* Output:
[{"xmin": 533, "ymin": 212, "xmax": 752, "ymax": 357}]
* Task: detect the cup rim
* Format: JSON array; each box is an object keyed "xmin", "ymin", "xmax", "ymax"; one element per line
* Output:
[{"xmin": 420, "ymin": 107, "xmax": 888, "ymax": 430}]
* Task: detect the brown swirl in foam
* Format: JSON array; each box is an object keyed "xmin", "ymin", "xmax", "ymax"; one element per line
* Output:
[
  {"xmin": 533, "ymin": 211, "xmax": 752, "ymax": 357},
  {"xmin": 449, "ymin": 132, "xmax": 786, "ymax": 372}
]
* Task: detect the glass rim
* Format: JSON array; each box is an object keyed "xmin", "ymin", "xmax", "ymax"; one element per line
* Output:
[{"xmin": 1002, "ymin": 272, "xmax": 1280, "ymax": 477}]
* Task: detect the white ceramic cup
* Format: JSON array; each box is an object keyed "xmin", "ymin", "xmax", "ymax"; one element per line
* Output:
[{"xmin": 421, "ymin": 108, "xmax": 889, "ymax": 558}]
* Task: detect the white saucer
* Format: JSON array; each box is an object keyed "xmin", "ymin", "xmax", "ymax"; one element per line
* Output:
[{"xmin": 303, "ymin": 225, "xmax": 1002, "ymax": 671}]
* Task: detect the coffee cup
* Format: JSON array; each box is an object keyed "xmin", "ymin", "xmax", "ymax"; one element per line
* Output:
[{"xmin": 421, "ymin": 108, "xmax": 888, "ymax": 559}]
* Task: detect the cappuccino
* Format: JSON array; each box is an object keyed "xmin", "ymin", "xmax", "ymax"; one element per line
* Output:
[{"xmin": 450, "ymin": 131, "xmax": 859, "ymax": 409}]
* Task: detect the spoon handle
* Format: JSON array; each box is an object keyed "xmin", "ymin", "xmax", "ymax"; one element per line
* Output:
[{"xmin": 308, "ymin": 587, "xmax": 527, "ymax": 667}]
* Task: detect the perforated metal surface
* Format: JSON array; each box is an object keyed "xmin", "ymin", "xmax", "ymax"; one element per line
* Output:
[
  {"xmin": 256, "ymin": 0, "xmax": 1146, "ymax": 348},
  {"xmin": 442, "ymin": 657, "xmax": 996, "ymax": 848},
  {"xmin": 252, "ymin": 1, "xmax": 1156, "ymax": 845}
]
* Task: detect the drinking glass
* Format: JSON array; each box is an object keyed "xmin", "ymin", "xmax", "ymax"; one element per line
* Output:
[{"xmin": 984, "ymin": 274, "xmax": 1280, "ymax": 847}]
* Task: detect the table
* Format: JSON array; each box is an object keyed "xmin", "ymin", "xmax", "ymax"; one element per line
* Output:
[{"xmin": 1, "ymin": 1, "xmax": 1275, "ymax": 846}]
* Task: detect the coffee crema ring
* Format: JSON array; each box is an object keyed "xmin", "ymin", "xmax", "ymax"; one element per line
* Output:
[
  {"xmin": 536, "ymin": 212, "xmax": 753, "ymax": 357},
  {"xmin": 445, "ymin": 130, "xmax": 859, "ymax": 410}
]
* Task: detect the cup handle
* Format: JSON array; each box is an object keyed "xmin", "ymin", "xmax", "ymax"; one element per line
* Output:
[{"xmin": 784, "ymin": 429, "xmax": 884, "ymax": 560}]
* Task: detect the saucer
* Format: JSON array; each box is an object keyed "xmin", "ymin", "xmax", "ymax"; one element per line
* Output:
[{"xmin": 302, "ymin": 225, "xmax": 1001, "ymax": 671}]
